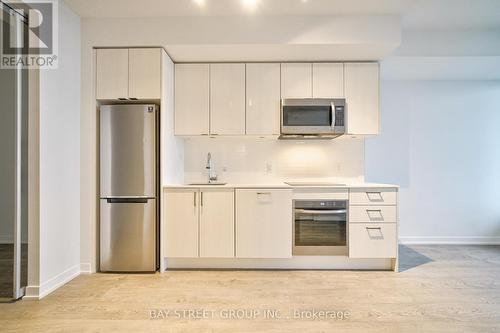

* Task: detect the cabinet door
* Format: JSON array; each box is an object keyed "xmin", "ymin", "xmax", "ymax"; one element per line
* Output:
[
  {"xmin": 174, "ymin": 64, "xmax": 210, "ymax": 135},
  {"xmin": 246, "ymin": 63, "xmax": 281, "ymax": 135},
  {"xmin": 199, "ymin": 189, "xmax": 234, "ymax": 258},
  {"xmin": 96, "ymin": 48, "xmax": 128, "ymax": 100},
  {"xmin": 236, "ymin": 189, "xmax": 292, "ymax": 258},
  {"xmin": 349, "ymin": 223, "xmax": 397, "ymax": 258},
  {"xmin": 129, "ymin": 48, "xmax": 161, "ymax": 99},
  {"xmin": 210, "ymin": 64, "xmax": 246, "ymax": 135},
  {"xmin": 312, "ymin": 63, "xmax": 344, "ymax": 98},
  {"xmin": 345, "ymin": 63, "xmax": 380, "ymax": 135},
  {"xmin": 280, "ymin": 63, "xmax": 312, "ymax": 98},
  {"xmin": 163, "ymin": 189, "xmax": 199, "ymax": 257}
]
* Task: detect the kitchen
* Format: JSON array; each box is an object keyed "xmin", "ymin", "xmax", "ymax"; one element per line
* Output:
[
  {"xmin": 95, "ymin": 51, "xmax": 399, "ymax": 272},
  {"xmin": 1, "ymin": 0, "xmax": 500, "ymax": 332}
]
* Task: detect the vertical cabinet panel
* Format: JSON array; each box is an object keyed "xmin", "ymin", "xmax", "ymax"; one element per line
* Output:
[
  {"xmin": 236, "ymin": 189, "xmax": 292, "ymax": 258},
  {"xmin": 128, "ymin": 48, "xmax": 161, "ymax": 99},
  {"xmin": 210, "ymin": 64, "xmax": 246, "ymax": 135},
  {"xmin": 163, "ymin": 189, "xmax": 199, "ymax": 257},
  {"xmin": 345, "ymin": 63, "xmax": 380, "ymax": 135},
  {"xmin": 174, "ymin": 64, "xmax": 210, "ymax": 135},
  {"xmin": 199, "ymin": 189, "xmax": 235, "ymax": 258},
  {"xmin": 96, "ymin": 48, "xmax": 129, "ymax": 100},
  {"xmin": 281, "ymin": 63, "xmax": 312, "ymax": 98},
  {"xmin": 246, "ymin": 63, "xmax": 281, "ymax": 135},
  {"xmin": 312, "ymin": 63, "xmax": 344, "ymax": 98}
]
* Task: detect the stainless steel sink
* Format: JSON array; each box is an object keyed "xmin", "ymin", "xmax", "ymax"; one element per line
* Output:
[{"xmin": 187, "ymin": 182, "xmax": 227, "ymax": 186}]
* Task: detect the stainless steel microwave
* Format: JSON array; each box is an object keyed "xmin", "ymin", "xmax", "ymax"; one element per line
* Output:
[{"xmin": 280, "ymin": 98, "xmax": 346, "ymax": 139}]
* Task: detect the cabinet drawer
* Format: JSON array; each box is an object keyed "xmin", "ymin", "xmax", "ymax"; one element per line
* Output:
[
  {"xmin": 349, "ymin": 188, "xmax": 397, "ymax": 205},
  {"xmin": 349, "ymin": 205, "xmax": 397, "ymax": 223},
  {"xmin": 349, "ymin": 223, "xmax": 397, "ymax": 258}
]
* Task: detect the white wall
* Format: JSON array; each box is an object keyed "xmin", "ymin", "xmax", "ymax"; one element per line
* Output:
[
  {"xmin": 365, "ymin": 80, "xmax": 500, "ymax": 244},
  {"xmin": 183, "ymin": 137, "xmax": 365, "ymax": 184},
  {"xmin": 36, "ymin": 0, "xmax": 81, "ymax": 297}
]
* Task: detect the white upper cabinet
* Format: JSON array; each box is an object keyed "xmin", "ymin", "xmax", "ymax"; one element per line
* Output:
[
  {"xmin": 96, "ymin": 48, "xmax": 129, "ymax": 100},
  {"xmin": 128, "ymin": 48, "xmax": 161, "ymax": 100},
  {"xmin": 199, "ymin": 189, "xmax": 234, "ymax": 258},
  {"xmin": 344, "ymin": 63, "xmax": 380, "ymax": 135},
  {"xmin": 174, "ymin": 64, "xmax": 210, "ymax": 135},
  {"xmin": 96, "ymin": 48, "xmax": 161, "ymax": 100},
  {"xmin": 312, "ymin": 63, "xmax": 344, "ymax": 98},
  {"xmin": 246, "ymin": 63, "xmax": 281, "ymax": 135},
  {"xmin": 210, "ymin": 64, "xmax": 246, "ymax": 135},
  {"xmin": 172, "ymin": 61, "xmax": 380, "ymax": 137},
  {"xmin": 281, "ymin": 63, "xmax": 312, "ymax": 98},
  {"xmin": 235, "ymin": 189, "xmax": 293, "ymax": 258}
]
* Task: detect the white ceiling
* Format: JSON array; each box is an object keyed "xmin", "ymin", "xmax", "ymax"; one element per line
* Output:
[
  {"xmin": 65, "ymin": 0, "xmax": 410, "ymax": 17},
  {"xmin": 64, "ymin": 0, "xmax": 500, "ymax": 30}
]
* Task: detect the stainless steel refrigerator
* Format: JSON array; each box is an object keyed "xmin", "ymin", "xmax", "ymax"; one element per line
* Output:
[{"xmin": 99, "ymin": 104, "xmax": 158, "ymax": 272}]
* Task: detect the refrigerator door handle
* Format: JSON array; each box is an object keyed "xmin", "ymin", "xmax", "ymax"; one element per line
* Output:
[{"xmin": 106, "ymin": 198, "xmax": 149, "ymax": 204}]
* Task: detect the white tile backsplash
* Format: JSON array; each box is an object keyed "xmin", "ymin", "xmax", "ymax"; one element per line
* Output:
[{"xmin": 182, "ymin": 136, "xmax": 365, "ymax": 183}]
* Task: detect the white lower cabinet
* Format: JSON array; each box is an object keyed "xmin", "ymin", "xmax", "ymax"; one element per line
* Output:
[
  {"xmin": 235, "ymin": 189, "xmax": 293, "ymax": 258},
  {"xmin": 348, "ymin": 223, "xmax": 397, "ymax": 258},
  {"xmin": 348, "ymin": 187, "xmax": 398, "ymax": 260},
  {"xmin": 163, "ymin": 189, "xmax": 199, "ymax": 258},
  {"xmin": 349, "ymin": 205, "xmax": 397, "ymax": 223},
  {"xmin": 199, "ymin": 189, "xmax": 234, "ymax": 258},
  {"xmin": 349, "ymin": 188, "xmax": 397, "ymax": 205},
  {"xmin": 163, "ymin": 188, "xmax": 234, "ymax": 258}
]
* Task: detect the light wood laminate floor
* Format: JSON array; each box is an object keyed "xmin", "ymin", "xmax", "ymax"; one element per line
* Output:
[{"xmin": 1, "ymin": 245, "xmax": 499, "ymax": 332}]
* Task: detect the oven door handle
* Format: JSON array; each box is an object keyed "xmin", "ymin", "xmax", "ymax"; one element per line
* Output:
[{"xmin": 295, "ymin": 209, "xmax": 347, "ymax": 215}]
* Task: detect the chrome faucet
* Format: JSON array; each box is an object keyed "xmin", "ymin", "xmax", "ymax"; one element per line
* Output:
[{"xmin": 206, "ymin": 152, "xmax": 217, "ymax": 183}]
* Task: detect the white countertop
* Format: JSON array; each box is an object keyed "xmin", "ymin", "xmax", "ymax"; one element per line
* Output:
[{"xmin": 163, "ymin": 182, "xmax": 399, "ymax": 189}]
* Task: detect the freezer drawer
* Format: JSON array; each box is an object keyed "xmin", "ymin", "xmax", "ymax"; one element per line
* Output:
[
  {"xmin": 100, "ymin": 198, "xmax": 156, "ymax": 272},
  {"xmin": 100, "ymin": 104, "xmax": 157, "ymax": 197}
]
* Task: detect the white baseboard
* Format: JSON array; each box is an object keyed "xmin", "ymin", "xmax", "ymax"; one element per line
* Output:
[
  {"xmin": 399, "ymin": 236, "xmax": 500, "ymax": 245},
  {"xmin": 80, "ymin": 262, "xmax": 92, "ymax": 274},
  {"xmin": 39, "ymin": 264, "xmax": 81, "ymax": 299},
  {"xmin": 23, "ymin": 264, "xmax": 81, "ymax": 300},
  {"xmin": 23, "ymin": 286, "xmax": 40, "ymax": 300},
  {"xmin": 0, "ymin": 235, "xmax": 13, "ymax": 244}
]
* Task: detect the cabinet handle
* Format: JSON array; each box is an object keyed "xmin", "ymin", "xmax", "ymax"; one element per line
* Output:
[
  {"xmin": 366, "ymin": 191, "xmax": 383, "ymax": 201},
  {"xmin": 366, "ymin": 227, "xmax": 382, "ymax": 230},
  {"xmin": 366, "ymin": 209, "xmax": 382, "ymax": 213},
  {"xmin": 129, "ymin": 97, "xmax": 138, "ymax": 100},
  {"xmin": 118, "ymin": 97, "xmax": 127, "ymax": 100},
  {"xmin": 201, "ymin": 192, "xmax": 203, "ymax": 206},
  {"xmin": 366, "ymin": 192, "xmax": 382, "ymax": 196},
  {"xmin": 257, "ymin": 192, "xmax": 271, "ymax": 195},
  {"xmin": 194, "ymin": 192, "xmax": 197, "ymax": 207}
]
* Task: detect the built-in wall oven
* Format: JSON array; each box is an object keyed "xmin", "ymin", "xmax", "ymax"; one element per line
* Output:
[{"xmin": 293, "ymin": 199, "xmax": 348, "ymax": 256}]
